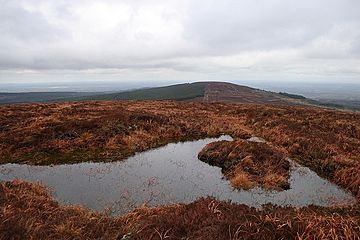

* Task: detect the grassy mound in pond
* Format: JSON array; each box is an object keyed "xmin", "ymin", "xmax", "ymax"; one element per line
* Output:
[{"xmin": 198, "ymin": 140, "xmax": 290, "ymax": 190}]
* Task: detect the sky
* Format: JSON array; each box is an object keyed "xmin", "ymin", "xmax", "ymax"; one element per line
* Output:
[{"xmin": 0, "ymin": 0, "xmax": 360, "ymax": 85}]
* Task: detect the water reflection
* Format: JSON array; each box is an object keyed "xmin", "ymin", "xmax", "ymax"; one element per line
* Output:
[{"xmin": 0, "ymin": 136, "xmax": 356, "ymax": 215}]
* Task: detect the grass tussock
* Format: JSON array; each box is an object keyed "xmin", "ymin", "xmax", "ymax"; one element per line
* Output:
[
  {"xmin": 229, "ymin": 171, "xmax": 255, "ymax": 189},
  {"xmin": 198, "ymin": 140, "xmax": 290, "ymax": 190},
  {"xmin": 1, "ymin": 180, "xmax": 359, "ymax": 240},
  {"xmin": 0, "ymin": 100, "xmax": 359, "ymax": 198}
]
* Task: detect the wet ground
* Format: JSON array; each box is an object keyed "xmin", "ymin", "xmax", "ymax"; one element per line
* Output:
[{"xmin": 0, "ymin": 136, "xmax": 356, "ymax": 215}]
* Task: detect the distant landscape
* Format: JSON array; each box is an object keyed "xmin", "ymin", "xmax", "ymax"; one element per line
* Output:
[
  {"xmin": 0, "ymin": 92, "xmax": 96, "ymax": 104},
  {"xmin": 1, "ymin": 81, "xmax": 359, "ymax": 111}
]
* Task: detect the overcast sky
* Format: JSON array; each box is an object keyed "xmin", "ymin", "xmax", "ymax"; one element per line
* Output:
[{"xmin": 0, "ymin": 0, "xmax": 360, "ymax": 84}]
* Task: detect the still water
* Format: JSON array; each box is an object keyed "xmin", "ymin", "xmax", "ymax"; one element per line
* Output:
[{"xmin": 0, "ymin": 136, "xmax": 356, "ymax": 215}]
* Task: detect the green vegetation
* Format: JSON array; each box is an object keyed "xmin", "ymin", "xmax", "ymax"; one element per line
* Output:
[
  {"xmin": 80, "ymin": 82, "xmax": 207, "ymax": 101},
  {"xmin": 0, "ymin": 83, "xmax": 206, "ymax": 104},
  {"xmin": 278, "ymin": 92, "xmax": 306, "ymax": 100}
]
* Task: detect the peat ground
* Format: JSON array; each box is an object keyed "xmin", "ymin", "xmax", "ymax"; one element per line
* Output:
[{"xmin": 0, "ymin": 100, "xmax": 359, "ymax": 239}]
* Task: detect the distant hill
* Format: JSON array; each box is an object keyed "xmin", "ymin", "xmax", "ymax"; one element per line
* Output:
[
  {"xmin": 77, "ymin": 81, "xmax": 309, "ymax": 106},
  {"xmin": 3, "ymin": 82, "xmax": 357, "ymax": 111},
  {"xmin": 79, "ymin": 83, "xmax": 206, "ymax": 101},
  {"xmin": 0, "ymin": 82, "xmax": 313, "ymax": 106}
]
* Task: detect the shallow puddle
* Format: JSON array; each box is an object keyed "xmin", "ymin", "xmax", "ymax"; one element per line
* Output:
[
  {"xmin": 247, "ymin": 136, "xmax": 267, "ymax": 143},
  {"xmin": 0, "ymin": 136, "xmax": 356, "ymax": 215}
]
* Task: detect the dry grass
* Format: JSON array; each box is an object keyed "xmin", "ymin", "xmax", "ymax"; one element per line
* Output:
[
  {"xmin": 229, "ymin": 171, "xmax": 255, "ymax": 189},
  {"xmin": 0, "ymin": 100, "xmax": 359, "ymax": 197},
  {"xmin": 1, "ymin": 180, "xmax": 359, "ymax": 240},
  {"xmin": 0, "ymin": 180, "xmax": 125, "ymax": 240},
  {"xmin": 262, "ymin": 173, "xmax": 288, "ymax": 189},
  {"xmin": 198, "ymin": 140, "xmax": 290, "ymax": 190},
  {"xmin": 230, "ymin": 105, "xmax": 360, "ymax": 199},
  {"xmin": 1, "ymin": 100, "xmax": 360, "ymax": 239},
  {"xmin": 0, "ymin": 101, "xmax": 235, "ymax": 165}
]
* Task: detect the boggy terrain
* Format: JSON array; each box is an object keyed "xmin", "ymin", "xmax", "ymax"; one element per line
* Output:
[
  {"xmin": 1, "ymin": 180, "xmax": 359, "ymax": 240},
  {"xmin": 0, "ymin": 101, "xmax": 359, "ymax": 197},
  {"xmin": 0, "ymin": 100, "xmax": 360, "ymax": 239},
  {"xmin": 198, "ymin": 140, "xmax": 290, "ymax": 190}
]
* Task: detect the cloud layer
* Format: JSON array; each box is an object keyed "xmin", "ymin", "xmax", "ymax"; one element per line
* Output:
[{"xmin": 0, "ymin": 0, "xmax": 360, "ymax": 82}]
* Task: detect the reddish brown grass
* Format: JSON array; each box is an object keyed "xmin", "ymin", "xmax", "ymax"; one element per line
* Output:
[
  {"xmin": 0, "ymin": 101, "xmax": 236, "ymax": 165},
  {"xmin": 1, "ymin": 180, "xmax": 359, "ymax": 240},
  {"xmin": 229, "ymin": 105, "xmax": 360, "ymax": 199},
  {"xmin": 198, "ymin": 140, "xmax": 290, "ymax": 190},
  {"xmin": 0, "ymin": 100, "xmax": 359, "ymax": 197}
]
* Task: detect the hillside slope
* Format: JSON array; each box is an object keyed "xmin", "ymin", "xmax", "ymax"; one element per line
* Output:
[
  {"xmin": 0, "ymin": 82, "xmax": 324, "ymax": 107},
  {"xmin": 78, "ymin": 82, "xmax": 309, "ymax": 105},
  {"xmin": 202, "ymin": 82, "xmax": 300, "ymax": 104},
  {"xmin": 80, "ymin": 82, "xmax": 207, "ymax": 101}
]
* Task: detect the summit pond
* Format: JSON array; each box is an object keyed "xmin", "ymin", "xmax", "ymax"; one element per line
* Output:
[{"xmin": 0, "ymin": 136, "xmax": 356, "ymax": 215}]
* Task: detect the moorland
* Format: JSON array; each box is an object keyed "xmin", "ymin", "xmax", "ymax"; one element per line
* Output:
[{"xmin": 0, "ymin": 99, "xmax": 359, "ymax": 239}]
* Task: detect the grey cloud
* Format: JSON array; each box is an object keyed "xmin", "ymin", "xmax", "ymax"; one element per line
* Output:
[
  {"xmin": 350, "ymin": 35, "xmax": 360, "ymax": 56},
  {"xmin": 0, "ymin": 1, "xmax": 64, "ymax": 41},
  {"xmin": 0, "ymin": 0, "xmax": 359, "ymax": 82},
  {"xmin": 184, "ymin": 0, "xmax": 360, "ymax": 53}
]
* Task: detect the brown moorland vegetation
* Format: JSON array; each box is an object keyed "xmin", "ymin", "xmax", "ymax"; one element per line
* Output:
[
  {"xmin": 0, "ymin": 101, "xmax": 239, "ymax": 165},
  {"xmin": 1, "ymin": 180, "xmax": 359, "ymax": 240},
  {"xmin": 0, "ymin": 100, "xmax": 359, "ymax": 198},
  {"xmin": 1, "ymin": 101, "xmax": 360, "ymax": 239},
  {"xmin": 198, "ymin": 140, "xmax": 290, "ymax": 190},
  {"xmin": 203, "ymin": 82, "xmax": 301, "ymax": 104},
  {"xmin": 231, "ymin": 105, "xmax": 360, "ymax": 199}
]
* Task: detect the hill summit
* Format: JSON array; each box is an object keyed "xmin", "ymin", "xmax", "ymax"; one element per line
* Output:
[{"xmin": 82, "ymin": 81, "xmax": 307, "ymax": 105}]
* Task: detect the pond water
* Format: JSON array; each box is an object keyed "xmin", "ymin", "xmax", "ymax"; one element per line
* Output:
[
  {"xmin": 0, "ymin": 136, "xmax": 356, "ymax": 215},
  {"xmin": 247, "ymin": 136, "xmax": 267, "ymax": 143}
]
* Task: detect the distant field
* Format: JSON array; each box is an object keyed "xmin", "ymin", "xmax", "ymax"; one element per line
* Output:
[
  {"xmin": 317, "ymin": 99, "xmax": 360, "ymax": 111},
  {"xmin": 0, "ymin": 92, "xmax": 96, "ymax": 104}
]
